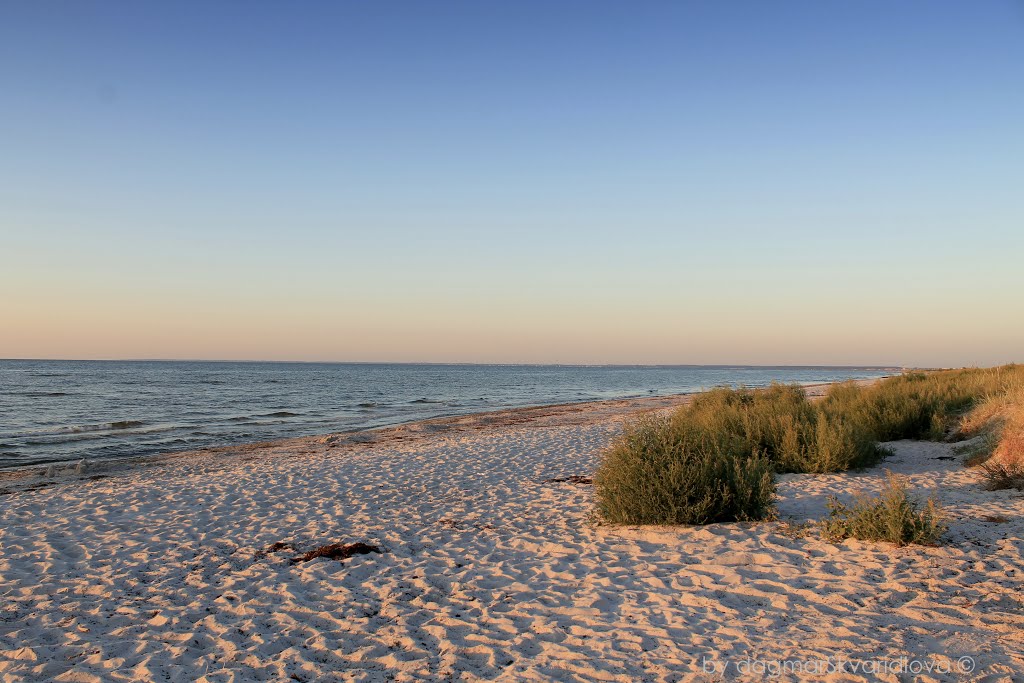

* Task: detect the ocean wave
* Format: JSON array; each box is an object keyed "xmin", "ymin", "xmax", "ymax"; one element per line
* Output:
[
  {"xmin": 59, "ymin": 421, "xmax": 141, "ymax": 434},
  {"xmin": 5, "ymin": 420, "xmax": 146, "ymax": 439},
  {"xmin": 110, "ymin": 420, "xmax": 145, "ymax": 430},
  {"xmin": 260, "ymin": 411, "xmax": 300, "ymax": 418},
  {"xmin": 14, "ymin": 391, "xmax": 69, "ymax": 397},
  {"xmin": 410, "ymin": 398, "xmax": 442, "ymax": 404},
  {"xmin": 20, "ymin": 423, "xmax": 182, "ymax": 447},
  {"xmin": 356, "ymin": 402, "xmax": 378, "ymax": 408}
]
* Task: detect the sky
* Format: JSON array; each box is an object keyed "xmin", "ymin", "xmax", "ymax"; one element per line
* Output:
[{"xmin": 2, "ymin": 1, "xmax": 1022, "ymax": 366}]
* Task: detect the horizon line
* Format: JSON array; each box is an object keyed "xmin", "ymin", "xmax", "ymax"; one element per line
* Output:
[{"xmin": 0, "ymin": 357, "xmax": 914, "ymax": 369}]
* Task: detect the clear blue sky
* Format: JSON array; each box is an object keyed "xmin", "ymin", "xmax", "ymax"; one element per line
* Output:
[{"xmin": 2, "ymin": 1, "xmax": 1022, "ymax": 365}]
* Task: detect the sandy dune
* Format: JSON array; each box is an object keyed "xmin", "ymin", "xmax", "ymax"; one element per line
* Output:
[{"xmin": 1, "ymin": 395, "xmax": 1022, "ymax": 681}]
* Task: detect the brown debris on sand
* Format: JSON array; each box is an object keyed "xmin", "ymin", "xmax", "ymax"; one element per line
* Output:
[
  {"xmin": 253, "ymin": 541, "xmax": 296, "ymax": 560},
  {"xmin": 438, "ymin": 518, "xmax": 495, "ymax": 531},
  {"xmin": 290, "ymin": 542, "xmax": 381, "ymax": 564},
  {"xmin": 982, "ymin": 514, "xmax": 1011, "ymax": 524},
  {"xmin": 543, "ymin": 475, "xmax": 593, "ymax": 485},
  {"xmin": 265, "ymin": 541, "xmax": 295, "ymax": 553}
]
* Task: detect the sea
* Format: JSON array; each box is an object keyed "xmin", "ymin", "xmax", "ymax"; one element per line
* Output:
[{"xmin": 0, "ymin": 361, "xmax": 897, "ymax": 469}]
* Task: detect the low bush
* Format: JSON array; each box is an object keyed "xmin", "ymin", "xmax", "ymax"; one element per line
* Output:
[
  {"xmin": 821, "ymin": 473, "xmax": 946, "ymax": 546},
  {"xmin": 593, "ymin": 415, "xmax": 774, "ymax": 525}
]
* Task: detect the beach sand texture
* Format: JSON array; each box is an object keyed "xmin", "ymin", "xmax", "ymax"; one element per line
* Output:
[{"xmin": 1, "ymin": 392, "xmax": 1022, "ymax": 682}]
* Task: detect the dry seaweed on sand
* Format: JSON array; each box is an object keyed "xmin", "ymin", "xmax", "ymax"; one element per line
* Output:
[
  {"xmin": 253, "ymin": 541, "xmax": 296, "ymax": 560},
  {"xmin": 289, "ymin": 542, "xmax": 382, "ymax": 564}
]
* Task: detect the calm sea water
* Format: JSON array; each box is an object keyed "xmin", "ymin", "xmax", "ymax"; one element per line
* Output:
[{"xmin": 0, "ymin": 361, "xmax": 896, "ymax": 469}]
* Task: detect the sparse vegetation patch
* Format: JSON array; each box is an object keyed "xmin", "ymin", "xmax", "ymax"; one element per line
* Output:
[{"xmin": 821, "ymin": 473, "xmax": 946, "ymax": 546}]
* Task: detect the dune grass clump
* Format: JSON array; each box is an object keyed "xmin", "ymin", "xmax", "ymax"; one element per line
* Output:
[
  {"xmin": 957, "ymin": 370, "xmax": 1024, "ymax": 471},
  {"xmin": 822, "ymin": 366, "xmax": 1024, "ymax": 485},
  {"xmin": 595, "ymin": 366, "xmax": 1024, "ymax": 527},
  {"xmin": 824, "ymin": 365, "xmax": 1024, "ymax": 443},
  {"xmin": 821, "ymin": 473, "xmax": 946, "ymax": 546},
  {"xmin": 594, "ymin": 415, "xmax": 775, "ymax": 525}
]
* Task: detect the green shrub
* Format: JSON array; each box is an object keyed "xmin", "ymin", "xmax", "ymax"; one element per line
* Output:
[
  {"xmin": 593, "ymin": 415, "xmax": 775, "ymax": 525},
  {"xmin": 821, "ymin": 473, "xmax": 946, "ymax": 546}
]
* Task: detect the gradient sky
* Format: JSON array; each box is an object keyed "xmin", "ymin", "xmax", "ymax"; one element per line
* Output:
[{"xmin": 2, "ymin": 1, "xmax": 1022, "ymax": 366}]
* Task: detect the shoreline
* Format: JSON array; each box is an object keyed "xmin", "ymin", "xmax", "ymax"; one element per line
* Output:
[{"xmin": 0, "ymin": 378, "xmax": 884, "ymax": 488}]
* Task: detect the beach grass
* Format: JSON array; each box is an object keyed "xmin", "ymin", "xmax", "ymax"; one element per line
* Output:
[
  {"xmin": 595, "ymin": 365, "xmax": 1024, "ymax": 526},
  {"xmin": 823, "ymin": 365, "xmax": 1024, "ymax": 443}
]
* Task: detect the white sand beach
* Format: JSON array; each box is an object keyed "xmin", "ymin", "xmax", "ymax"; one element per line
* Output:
[{"xmin": 1, "ymin": 391, "xmax": 1022, "ymax": 682}]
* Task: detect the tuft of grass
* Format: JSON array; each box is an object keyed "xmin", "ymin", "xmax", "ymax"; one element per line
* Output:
[
  {"xmin": 821, "ymin": 473, "xmax": 947, "ymax": 546},
  {"xmin": 593, "ymin": 415, "xmax": 775, "ymax": 525},
  {"xmin": 980, "ymin": 460, "xmax": 1024, "ymax": 491}
]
